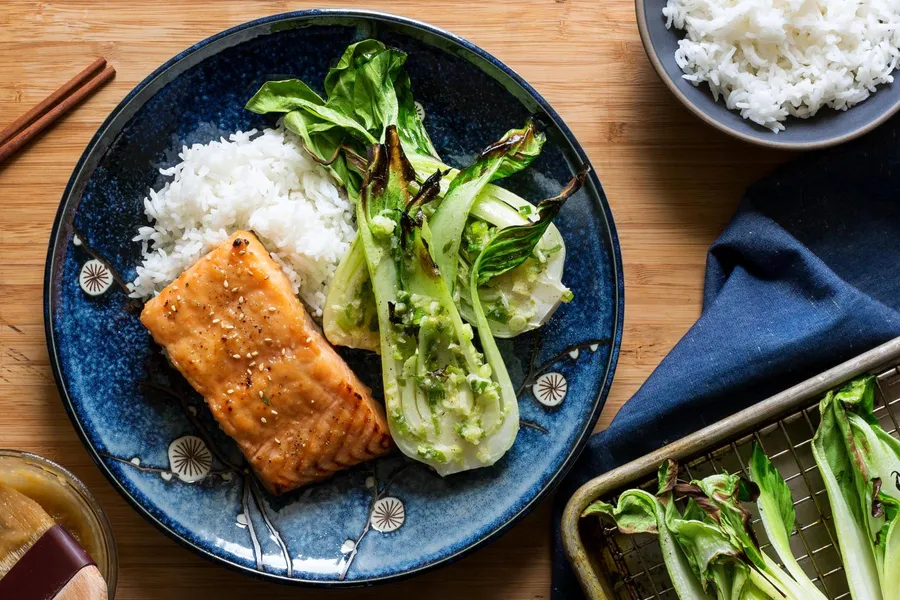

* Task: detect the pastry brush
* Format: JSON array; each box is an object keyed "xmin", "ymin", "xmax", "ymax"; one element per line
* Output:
[{"xmin": 0, "ymin": 483, "xmax": 107, "ymax": 599}]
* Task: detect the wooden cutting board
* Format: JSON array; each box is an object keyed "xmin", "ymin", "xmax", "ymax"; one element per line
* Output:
[{"xmin": 0, "ymin": 1, "xmax": 789, "ymax": 598}]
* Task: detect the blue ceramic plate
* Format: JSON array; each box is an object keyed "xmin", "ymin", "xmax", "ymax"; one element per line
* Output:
[{"xmin": 44, "ymin": 10, "xmax": 623, "ymax": 585}]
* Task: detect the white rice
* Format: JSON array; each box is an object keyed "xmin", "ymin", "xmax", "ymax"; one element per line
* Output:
[
  {"xmin": 663, "ymin": 0, "xmax": 900, "ymax": 131},
  {"xmin": 128, "ymin": 127, "xmax": 355, "ymax": 316}
]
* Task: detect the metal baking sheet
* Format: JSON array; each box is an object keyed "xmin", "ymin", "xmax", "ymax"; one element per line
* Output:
[{"xmin": 561, "ymin": 336, "xmax": 900, "ymax": 600}]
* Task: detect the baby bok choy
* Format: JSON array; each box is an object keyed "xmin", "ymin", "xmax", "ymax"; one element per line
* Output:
[
  {"xmin": 459, "ymin": 168, "xmax": 586, "ymax": 461},
  {"xmin": 747, "ymin": 444, "xmax": 826, "ymax": 600},
  {"xmin": 357, "ymin": 125, "xmax": 517, "ymax": 474},
  {"xmin": 411, "ymin": 151, "xmax": 571, "ymax": 338},
  {"xmin": 691, "ymin": 469, "xmax": 827, "ymax": 600},
  {"xmin": 657, "ymin": 463, "xmax": 779, "ymax": 600},
  {"xmin": 244, "ymin": 39, "xmax": 572, "ymax": 348},
  {"xmin": 582, "ymin": 461, "xmax": 713, "ymax": 600},
  {"xmin": 583, "ymin": 458, "xmax": 829, "ymax": 600},
  {"xmin": 812, "ymin": 376, "xmax": 900, "ymax": 600},
  {"xmin": 663, "ymin": 500, "xmax": 778, "ymax": 600},
  {"xmin": 466, "ymin": 166, "xmax": 585, "ymax": 347},
  {"xmin": 325, "ymin": 121, "xmax": 572, "ymax": 352}
]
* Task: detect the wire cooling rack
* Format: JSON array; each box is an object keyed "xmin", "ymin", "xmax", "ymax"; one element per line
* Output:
[{"xmin": 582, "ymin": 367, "xmax": 900, "ymax": 600}]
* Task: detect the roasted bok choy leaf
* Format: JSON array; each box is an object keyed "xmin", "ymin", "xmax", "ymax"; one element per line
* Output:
[
  {"xmin": 660, "ymin": 476, "xmax": 777, "ymax": 600},
  {"xmin": 245, "ymin": 40, "xmax": 438, "ymax": 200},
  {"xmin": 410, "ymin": 153, "xmax": 572, "ymax": 338},
  {"xmin": 454, "ymin": 168, "xmax": 585, "ymax": 462},
  {"xmin": 468, "ymin": 168, "xmax": 586, "ymax": 288},
  {"xmin": 356, "ymin": 126, "xmax": 517, "ymax": 474},
  {"xmin": 429, "ymin": 120, "xmax": 545, "ymax": 292},
  {"xmin": 685, "ymin": 471, "xmax": 826, "ymax": 600},
  {"xmin": 812, "ymin": 376, "xmax": 900, "ymax": 600},
  {"xmin": 466, "ymin": 168, "xmax": 586, "ymax": 370}
]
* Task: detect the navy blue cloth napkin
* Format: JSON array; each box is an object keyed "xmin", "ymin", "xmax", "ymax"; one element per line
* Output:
[{"xmin": 552, "ymin": 119, "xmax": 900, "ymax": 599}]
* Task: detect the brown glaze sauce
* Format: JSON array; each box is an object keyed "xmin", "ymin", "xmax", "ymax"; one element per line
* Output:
[{"xmin": 0, "ymin": 468, "xmax": 102, "ymax": 564}]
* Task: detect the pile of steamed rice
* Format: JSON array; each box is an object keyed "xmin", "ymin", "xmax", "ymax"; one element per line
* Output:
[
  {"xmin": 128, "ymin": 128, "xmax": 354, "ymax": 317},
  {"xmin": 663, "ymin": 0, "xmax": 900, "ymax": 131}
]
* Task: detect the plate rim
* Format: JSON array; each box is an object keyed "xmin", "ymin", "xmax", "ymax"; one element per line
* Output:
[{"xmin": 43, "ymin": 8, "xmax": 625, "ymax": 586}]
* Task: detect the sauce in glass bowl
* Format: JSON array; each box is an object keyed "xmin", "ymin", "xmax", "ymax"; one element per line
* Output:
[{"xmin": 0, "ymin": 450, "xmax": 117, "ymax": 596}]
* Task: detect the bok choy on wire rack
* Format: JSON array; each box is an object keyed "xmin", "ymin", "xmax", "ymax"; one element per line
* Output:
[
  {"xmin": 587, "ymin": 457, "xmax": 827, "ymax": 600},
  {"xmin": 581, "ymin": 374, "xmax": 900, "ymax": 600},
  {"xmin": 812, "ymin": 376, "xmax": 900, "ymax": 600},
  {"xmin": 245, "ymin": 40, "xmax": 586, "ymax": 474}
]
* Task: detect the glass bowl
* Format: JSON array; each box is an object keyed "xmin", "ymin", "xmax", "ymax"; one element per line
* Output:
[{"xmin": 0, "ymin": 449, "xmax": 117, "ymax": 597}]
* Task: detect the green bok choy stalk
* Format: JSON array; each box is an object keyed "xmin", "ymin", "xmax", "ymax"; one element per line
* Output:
[
  {"xmin": 812, "ymin": 376, "xmax": 900, "ymax": 600},
  {"xmin": 322, "ymin": 240, "xmax": 380, "ymax": 353},
  {"xmin": 461, "ymin": 168, "xmax": 585, "ymax": 450},
  {"xmin": 357, "ymin": 126, "xmax": 517, "ymax": 474},
  {"xmin": 747, "ymin": 444, "xmax": 827, "ymax": 600},
  {"xmin": 582, "ymin": 461, "xmax": 713, "ymax": 600},
  {"xmin": 329, "ymin": 129, "xmax": 569, "ymax": 351}
]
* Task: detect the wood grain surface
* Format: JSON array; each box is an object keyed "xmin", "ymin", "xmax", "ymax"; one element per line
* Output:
[{"xmin": 0, "ymin": 1, "xmax": 792, "ymax": 598}]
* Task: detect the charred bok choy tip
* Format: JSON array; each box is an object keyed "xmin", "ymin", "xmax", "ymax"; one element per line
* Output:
[
  {"xmin": 663, "ymin": 472, "xmax": 779, "ymax": 599},
  {"xmin": 357, "ymin": 126, "xmax": 518, "ymax": 474},
  {"xmin": 812, "ymin": 376, "xmax": 900, "ymax": 600},
  {"xmin": 428, "ymin": 119, "xmax": 545, "ymax": 293},
  {"xmin": 469, "ymin": 167, "xmax": 587, "ymax": 289}
]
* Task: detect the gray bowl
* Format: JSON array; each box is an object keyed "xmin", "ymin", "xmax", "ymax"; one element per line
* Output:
[{"xmin": 636, "ymin": 0, "xmax": 900, "ymax": 149}]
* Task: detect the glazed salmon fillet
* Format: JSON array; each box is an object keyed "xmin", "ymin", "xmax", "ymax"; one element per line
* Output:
[{"xmin": 140, "ymin": 231, "xmax": 392, "ymax": 494}]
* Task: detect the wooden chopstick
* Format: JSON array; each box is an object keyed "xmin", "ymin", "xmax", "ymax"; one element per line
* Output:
[
  {"xmin": 0, "ymin": 60, "xmax": 115, "ymax": 165},
  {"xmin": 0, "ymin": 58, "xmax": 106, "ymax": 146}
]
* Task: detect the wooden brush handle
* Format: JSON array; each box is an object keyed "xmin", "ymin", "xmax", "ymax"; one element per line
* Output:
[
  {"xmin": 53, "ymin": 565, "xmax": 108, "ymax": 600},
  {"xmin": 0, "ymin": 525, "xmax": 106, "ymax": 600}
]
